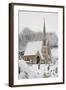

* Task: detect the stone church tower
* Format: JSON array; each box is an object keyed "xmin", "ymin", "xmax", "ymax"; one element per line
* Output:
[{"xmin": 41, "ymin": 20, "xmax": 52, "ymax": 64}]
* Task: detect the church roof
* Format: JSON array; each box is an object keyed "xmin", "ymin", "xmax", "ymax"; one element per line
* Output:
[{"xmin": 24, "ymin": 41, "xmax": 42, "ymax": 56}]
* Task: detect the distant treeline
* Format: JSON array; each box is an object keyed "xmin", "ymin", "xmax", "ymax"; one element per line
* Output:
[{"xmin": 19, "ymin": 27, "xmax": 58, "ymax": 51}]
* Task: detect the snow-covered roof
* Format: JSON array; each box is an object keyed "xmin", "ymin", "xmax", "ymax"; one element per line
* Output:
[{"xmin": 24, "ymin": 41, "xmax": 42, "ymax": 56}]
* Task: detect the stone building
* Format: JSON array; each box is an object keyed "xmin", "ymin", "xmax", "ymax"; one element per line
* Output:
[{"xmin": 23, "ymin": 20, "xmax": 52, "ymax": 64}]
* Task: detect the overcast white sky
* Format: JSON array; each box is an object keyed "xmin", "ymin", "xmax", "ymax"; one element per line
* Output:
[{"xmin": 19, "ymin": 11, "xmax": 58, "ymax": 36}]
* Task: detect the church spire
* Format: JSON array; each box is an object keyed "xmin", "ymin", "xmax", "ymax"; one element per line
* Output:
[
  {"xmin": 43, "ymin": 20, "xmax": 46, "ymax": 38},
  {"xmin": 43, "ymin": 19, "xmax": 46, "ymax": 45}
]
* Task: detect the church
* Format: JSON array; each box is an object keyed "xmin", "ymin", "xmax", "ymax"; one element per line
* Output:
[{"xmin": 23, "ymin": 20, "xmax": 52, "ymax": 64}]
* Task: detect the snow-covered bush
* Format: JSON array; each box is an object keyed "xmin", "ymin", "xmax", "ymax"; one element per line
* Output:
[
  {"xmin": 18, "ymin": 60, "xmax": 39, "ymax": 79},
  {"xmin": 19, "ymin": 60, "xmax": 30, "ymax": 79},
  {"xmin": 19, "ymin": 72, "xmax": 29, "ymax": 79},
  {"xmin": 19, "ymin": 60, "xmax": 30, "ymax": 73}
]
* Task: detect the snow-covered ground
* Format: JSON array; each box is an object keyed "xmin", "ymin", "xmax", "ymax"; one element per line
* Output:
[{"xmin": 18, "ymin": 48, "xmax": 58, "ymax": 79}]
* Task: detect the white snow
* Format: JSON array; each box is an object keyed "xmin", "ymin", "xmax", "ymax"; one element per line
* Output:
[
  {"xmin": 19, "ymin": 60, "xmax": 40, "ymax": 79},
  {"xmin": 24, "ymin": 41, "xmax": 42, "ymax": 56},
  {"xmin": 19, "ymin": 60, "xmax": 58, "ymax": 79},
  {"xmin": 51, "ymin": 48, "xmax": 58, "ymax": 58},
  {"xmin": 19, "ymin": 60, "xmax": 30, "ymax": 73}
]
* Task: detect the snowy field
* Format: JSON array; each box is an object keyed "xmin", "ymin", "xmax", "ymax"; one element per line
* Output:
[{"xmin": 18, "ymin": 48, "xmax": 58, "ymax": 79}]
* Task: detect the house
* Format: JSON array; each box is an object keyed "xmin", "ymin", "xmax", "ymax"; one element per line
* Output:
[{"xmin": 23, "ymin": 20, "xmax": 52, "ymax": 64}]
